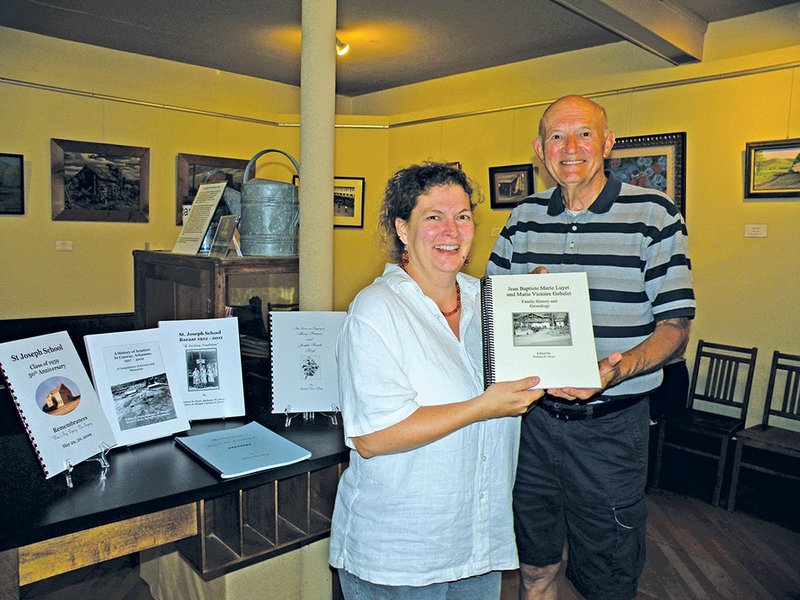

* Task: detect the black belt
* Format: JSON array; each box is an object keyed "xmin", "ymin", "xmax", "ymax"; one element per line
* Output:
[{"xmin": 538, "ymin": 394, "xmax": 647, "ymax": 421}]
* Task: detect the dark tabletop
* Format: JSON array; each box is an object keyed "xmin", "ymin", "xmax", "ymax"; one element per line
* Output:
[{"xmin": 0, "ymin": 385, "xmax": 348, "ymax": 552}]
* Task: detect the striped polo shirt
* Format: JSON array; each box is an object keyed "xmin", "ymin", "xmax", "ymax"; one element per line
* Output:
[{"xmin": 486, "ymin": 173, "xmax": 695, "ymax": 398}]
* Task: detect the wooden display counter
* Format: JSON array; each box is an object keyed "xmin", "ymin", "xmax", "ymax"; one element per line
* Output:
[{"xmin": 0, "ymin": 393, "xmax": 348, "ymax": 599}]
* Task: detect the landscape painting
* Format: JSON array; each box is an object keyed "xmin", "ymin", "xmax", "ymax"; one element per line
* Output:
[
  {"xmin": 51, "ymin": 139, "xmax": 149, "ymax": 222},
  {"xmin": 0, "ymin": 153, "xmax": 24, "ymax": 215},
  {"xmin": 489, "ymin": 163, "xmax": 534, "ymax": 209},
  {"xmin": 745, "ymin": 138, "xmax": 800, "ymax": 199}
]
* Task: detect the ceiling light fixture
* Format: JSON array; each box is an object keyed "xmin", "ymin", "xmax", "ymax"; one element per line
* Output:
[{"xmin": 335, "ymin": 37, "xmax": 350, "ymax": 56}]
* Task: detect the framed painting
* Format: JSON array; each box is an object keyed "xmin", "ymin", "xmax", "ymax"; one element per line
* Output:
[
  {"xmin": 744, "ymin": 138, "xmax": 800, "ymax": 199},
  {"xmin": 489, "ymin": 163, "xmax": 534, "ymax": 209},
  {"xmin": 605, "ymin": 132, "xmax": 686, "ymax": 217},
  {"xmin": 51, "ymin": 139, "xmax": 149, "ymax": 222},
  {"xmin": 176, "ymin": 153, "xmax": 248, "ymax": 224},
  {"xmin": 292, "ymin": 175, "xmax": 365, "ymax": 228},
  {"xmin": 0, "ymin": 153, "xmax": 24, "ymax": 215}
]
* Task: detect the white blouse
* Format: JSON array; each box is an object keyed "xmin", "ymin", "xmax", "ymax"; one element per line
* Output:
[{"xmin": 329, "ymin": 264, "xmax": 520, "ymax": 586}]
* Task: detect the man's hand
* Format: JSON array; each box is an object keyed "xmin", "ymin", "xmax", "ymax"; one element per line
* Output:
[
  {"xmin": 547, "ymin": 352, "xmax": 623, "ymax": 401},
  {"xmin": 546, "ymin": 318, "xmax": 689, "ymax": 402}
]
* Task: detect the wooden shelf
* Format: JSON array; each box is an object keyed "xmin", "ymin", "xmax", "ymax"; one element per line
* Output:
[{"xmin": 178, "ymin": 463, "xmax": 345, "ymax": 579}]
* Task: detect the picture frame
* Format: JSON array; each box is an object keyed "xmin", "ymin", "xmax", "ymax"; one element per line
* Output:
[
  {"xmin": 50, "ymin": 139, "xmax": 149, "ymax": 222},
  {"xmin": 489, "ymin": 163, "xmax": 534, "ymax": 209},
  {"xmin": 605, "ymin": 132, "xmax": 686, "ymax": 217},
  {"xmin": 744, "ymin": 138, "xmax": 800, "ymax": 199},
  {"xmin": 0, "ymin": 153, "xmax": 24, "ymax": 216},
  {"xmin": 176, "ymin": 153, "xmax": 248, "ymax": 225},
  {"xmin": 292, "ymin": 175, "xmax": 365, "ymax": 228}
]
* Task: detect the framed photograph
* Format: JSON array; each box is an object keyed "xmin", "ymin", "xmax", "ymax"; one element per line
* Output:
[
  {"xmin": 51, "ymin": 139, "xmax": 149, "ymax": 222},
  {"xmin": 605, "ymin": 132, "xmax": 686, "ymax": 217},
  {"xmin": 176, "ymin": 153, "xmax": 248, "ymax": 224},
  {"xmin": 292, "ymin": 175, "xmax": 365, "ymax": 228},
  {"xmin": 744, "ymin": 138, "xmax": 800, "ymax": 199},
  {"xmin": 489, "ymin": 163, "xmax": 534, "ymax": 209},
  {"xmin": 0, "ymin": 153, "xmax": 24, "ymax": 216}
]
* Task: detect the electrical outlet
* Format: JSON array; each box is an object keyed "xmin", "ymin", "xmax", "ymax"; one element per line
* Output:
[
  {"xmin": 55, "ymin": 240, "xmax": 73, "ymax": 251},
  {"xmin": 744, "ymin": 224, "xmax": 767, "ymax": 238}
]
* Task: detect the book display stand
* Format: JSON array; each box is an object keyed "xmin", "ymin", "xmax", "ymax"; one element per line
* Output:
[
  {"xmin": 282, "ymin": 407, "xmax": 339, "ymax": 428},
  {"xmin": 63, "ymin": 441, "xmax": 113, "ymax": 488}
]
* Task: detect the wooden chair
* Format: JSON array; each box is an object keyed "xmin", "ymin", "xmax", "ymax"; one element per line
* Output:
[
  {"xmin": 652, "ymin": 340, "xmax": 758, "ymax": 506},
  {"xmin": 727, "ymin": 351, "xmax": 800, "ymax": 512}
]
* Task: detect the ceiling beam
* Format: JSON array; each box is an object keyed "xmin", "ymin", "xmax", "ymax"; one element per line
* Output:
[{"xmin": 551, "ymin": 0, "xmax": 708, "ymax": 64}]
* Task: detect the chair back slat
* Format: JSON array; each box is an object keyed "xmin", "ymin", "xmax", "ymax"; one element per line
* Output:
[
  {"xmin": 762, "ymin": 351, "xmax": 800, "ymax": 429},
  {"xmin": 703, "ymin": 356, "xmax": 735, "ymax": 404},
  {"xmin": 688, "ymin": 340, "xmax": 758, "ymax": 419},
  {"xmin": 781, "ymin": 369, "xmax": 800, "ymax": 415}
]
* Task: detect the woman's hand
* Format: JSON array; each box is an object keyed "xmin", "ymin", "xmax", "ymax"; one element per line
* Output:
[{"xmin": 477, "ymin": 376, "xmax": 543, "ymax": 419}]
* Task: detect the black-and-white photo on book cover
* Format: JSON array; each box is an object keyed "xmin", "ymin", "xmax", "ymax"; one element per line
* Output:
[
  {"xmin": 159, "ymin": 317, "xmax": 245, "ymax": 420},
  {"xmin": 84, "ymin": 328, "xmax": 190, "ymax": 446}
]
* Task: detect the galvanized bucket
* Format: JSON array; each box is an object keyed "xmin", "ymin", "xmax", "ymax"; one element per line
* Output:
[{"xmin": 239, "ymin": 149, "xmax": 300, "ymax": 257}]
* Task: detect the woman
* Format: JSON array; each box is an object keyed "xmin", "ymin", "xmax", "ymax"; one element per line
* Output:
[{"xmin": 329, "ymin": 162, "xmax": 542, "ymax": 598}]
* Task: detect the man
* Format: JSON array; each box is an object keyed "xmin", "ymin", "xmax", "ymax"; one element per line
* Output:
[{"xmin": 487, "ymin": 95, "xmax": 695, "ymax": 600}]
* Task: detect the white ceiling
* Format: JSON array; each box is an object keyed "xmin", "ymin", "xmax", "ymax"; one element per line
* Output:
[{"xmin": 1, "ymin": 0, "xmax": 795, "ymax": 97}]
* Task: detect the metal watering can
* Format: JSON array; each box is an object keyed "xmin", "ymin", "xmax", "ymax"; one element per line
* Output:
[{"xmin": 239, "ymin": 149, "xmax": 300, "ymax": 257}]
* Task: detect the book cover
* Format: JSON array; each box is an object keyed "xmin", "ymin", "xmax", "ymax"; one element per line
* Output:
[
  {"xmin": 269, "ymin": 311, "xmax": 346, "ymax": 414},
  {"xmin": 481, "ymin": 272, "xmax": 601, "ymax": 390},
  {"xmin": 84, "ymin": 329, "xmax": 190, "ymax": 446},
  {"xmin": 206, "ymin": 214, "xmax": 239, "ymax": 258},
  {"xmin": 172, "ymin": 181, "xmax": 227, "ymax": 255},
  {"xmin": 159, "ymin": 317, "xmax": 245, "ymax": 420},
  {"xmin": 0, "ymin": 331, "xmax": 117, "ymax": 479},
  {"xmin": 174, "ymin": 421, "xmax": 311, "ymax": 479}
]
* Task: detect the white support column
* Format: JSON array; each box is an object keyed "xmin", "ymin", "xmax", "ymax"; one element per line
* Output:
[{"xmin": 299, "ymin": 0, "xmax": 337, "ymax": 310}]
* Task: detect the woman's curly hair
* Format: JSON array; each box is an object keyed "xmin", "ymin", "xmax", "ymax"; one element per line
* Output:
[{"xmin": 378, "ymin": 162, "xmax": 481, "ymax": 262}]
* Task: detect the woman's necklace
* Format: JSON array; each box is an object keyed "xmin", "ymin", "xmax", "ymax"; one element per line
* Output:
[
  {"xmin": 399, "ymin": 264, "xmax": 461, "ymax": 317},
  {"xmin": 441, "ymin": 281, "xmax": 461, "ymax": 317}
]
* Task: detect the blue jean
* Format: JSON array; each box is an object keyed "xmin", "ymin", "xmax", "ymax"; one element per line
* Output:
[{"xmin": 337, "ymin": 569, "xmax": 501, "ymax": 600}]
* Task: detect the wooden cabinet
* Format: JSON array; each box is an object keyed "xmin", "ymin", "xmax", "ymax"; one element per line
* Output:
[{"xmin": 133, "ymin": 250, "xmax": 298, "ymax": 329}]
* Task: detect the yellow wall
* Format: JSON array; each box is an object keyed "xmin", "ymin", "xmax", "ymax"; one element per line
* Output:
[
  {"xmin": 2, "ymin": 5, "xmax": 800, "ymax": 423},
  {"xmin": 0, "ymin": 27, "xmax": 389, "ymax": 317},
  {"xmin": 368, "ymin": 6, "xmax": 800, "ymax": 422}
]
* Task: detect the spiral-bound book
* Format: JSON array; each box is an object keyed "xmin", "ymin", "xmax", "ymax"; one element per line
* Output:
[
  {"xmin": 159, "ymin": 317, "xmax": 245, "ymax": 421},
  {"xmin": 0, "ymin": 331, "xmax": 118, "ymax": 479},
  {"xmin": 269, "ymin": 311, "xmax": 346, "ymax": 414},
  {"xmin": 481, "ymin": 272, "xmax": 600, "ymax": 390},
  {"xmin": 84, "ymin": 328, "xmax": 190, "ymax": 446}
]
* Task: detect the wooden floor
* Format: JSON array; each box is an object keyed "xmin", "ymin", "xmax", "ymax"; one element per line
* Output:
[
  {"xmin": 501, "ymin": 487, "xmax": 800, "ymax": 600},
  {"xmin": 21, "ymin": 490, "xmax": 800, "ymax": 600}
]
